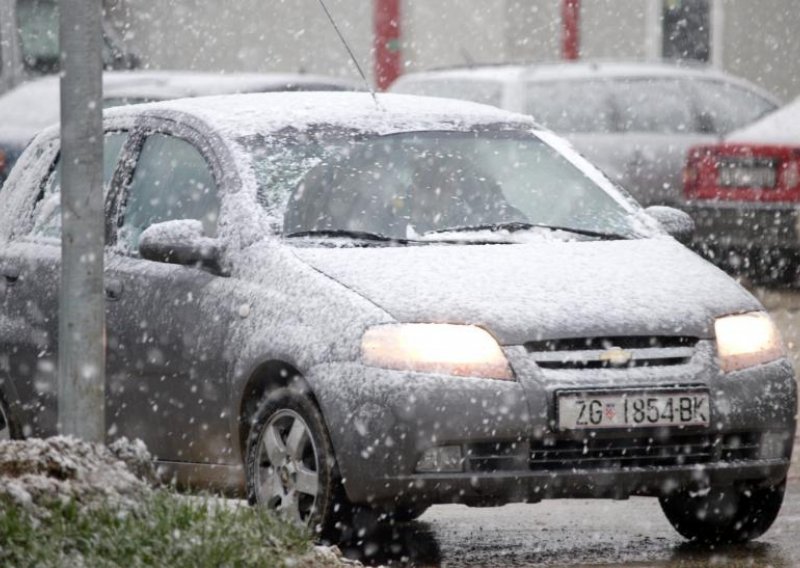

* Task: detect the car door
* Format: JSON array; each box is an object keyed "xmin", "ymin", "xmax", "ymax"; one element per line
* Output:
[
  {"xmin": 105, "ymin": 124, "xmax": 234, "ymax": 465},
  {"xmin": 0, "ymin": 131, "xmax": 128, "ymax": 436}
]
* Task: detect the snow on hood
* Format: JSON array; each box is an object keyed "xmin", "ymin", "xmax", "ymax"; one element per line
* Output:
[
  {"xmin": 726, "ymin": 96, "xmax": 800, "ymax": 145},
  {"xmin": 291, "ymin": 238, "xmax": 759, "ymax": 344}
]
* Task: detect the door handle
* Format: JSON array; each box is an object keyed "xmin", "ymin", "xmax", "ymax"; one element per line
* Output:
[{"xmin": 105, "ymin": 278, "xmax": 123, "ymax": 301}]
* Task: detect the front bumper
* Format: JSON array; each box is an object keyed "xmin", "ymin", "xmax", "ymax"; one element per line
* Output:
[
  {"xmin": 307, "ymin": 346, "xmax": 796, "ymax": 506},
  {"xmin": 371, "ymin": 460, "xmax": 790, "ymax": 505}
]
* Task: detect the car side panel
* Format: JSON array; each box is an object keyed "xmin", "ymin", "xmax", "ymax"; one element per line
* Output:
[
  {"xmin": 0, "ymin": 241, "xmax": 60, "ymax": 437},
  {"xmin": 106, "ymin": 256, "xmax": 236, "ymax": 464}
]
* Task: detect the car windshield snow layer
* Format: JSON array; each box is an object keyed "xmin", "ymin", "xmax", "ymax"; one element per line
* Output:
[{"xmin": 242, "ymin": 129, "xmax": 640, "ymax": 242}]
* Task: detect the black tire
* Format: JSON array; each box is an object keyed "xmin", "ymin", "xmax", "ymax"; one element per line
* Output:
[
  {"xmin": 659, "ymin": 481, "xmax": 786, "ymax": 544},
  {"xmin": 245, "ymin": 387, "xmax": 351, "ymax": 538}
]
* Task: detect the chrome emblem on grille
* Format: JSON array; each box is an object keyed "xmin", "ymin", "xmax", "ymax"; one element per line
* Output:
[{"xmin": 599, "ymin": 347, "xmax": 633, "ymax": 366}]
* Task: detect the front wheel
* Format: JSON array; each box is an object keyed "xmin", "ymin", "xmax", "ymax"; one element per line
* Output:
[
  {"xmin": 245, "ymin": 387, "xmax": 351, "ymax": 537},
  {"xmin": 659, "ymin": 481, "xmax": 785, "ymax": 544}
]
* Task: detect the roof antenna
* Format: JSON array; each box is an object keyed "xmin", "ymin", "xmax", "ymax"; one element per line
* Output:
[{"xmin": 316, "ymin": 0, "xmax": 383, "ymax": 109}]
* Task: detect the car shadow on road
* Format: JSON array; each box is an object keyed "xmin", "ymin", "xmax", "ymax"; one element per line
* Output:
[{"xmin": 338, "ymin": 520, "xmax": 442, "ymax": 566}]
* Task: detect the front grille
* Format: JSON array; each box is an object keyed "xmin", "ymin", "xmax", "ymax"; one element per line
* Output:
[
  {"xmin": 467, "ymin": 441, "xmax": 526, "ymax": 472},
  {"xmin": 720, "ymin": 432, "xmax": 762, "ymax": 461},
  {"xmin": 526, "ymin": 336, "xmax": 699, "ymax": 370},
  {"xmin": 529, "ymin": 434, "xmax": 713, "ymax": 471},
  {"xmin": 526, "ymin": 432, "xmax": 762, "ymax": 472},
  {"xmin": 463, "ymin": 433, "xmax": 763, "ymax": 473}
]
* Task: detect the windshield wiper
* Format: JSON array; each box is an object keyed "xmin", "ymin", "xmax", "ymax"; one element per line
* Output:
[
  {"xmin": 285, "ymin": 229, "xmax": 413, "ymax": 244},
  {"xmin": 425, "ymin": 221, "xmax": 625, "ymax": 240}
]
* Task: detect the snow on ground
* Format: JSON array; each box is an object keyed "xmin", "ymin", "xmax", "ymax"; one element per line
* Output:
[
  {"xmin": 0, "ymin": 437, "xmax": 363, "ymax": 566},
  {"xmin": 0, "ymin": 436, "xmax": 156, "ymax": 516}
]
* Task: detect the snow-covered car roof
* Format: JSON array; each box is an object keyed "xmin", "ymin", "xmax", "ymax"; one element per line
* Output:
[
  {"xmin": 726, "ymin": 96, "xmax": 800, "ymax": 145},
  {"xmin": 105, "ymin": 91, "xmax": 537, "ymax": 138},
  {"xmin": 0, "ymin": 71, "xmax": 362, "ymax": 144}
]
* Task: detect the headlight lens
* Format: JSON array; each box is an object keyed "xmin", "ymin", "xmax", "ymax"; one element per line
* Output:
[
  {"xmin": 715, "ymin": 312, "xmax": 786, "ymax": 373},
  {"xmin": 361, "ymin": 324, "xmax": 513, "ymax": 380}
]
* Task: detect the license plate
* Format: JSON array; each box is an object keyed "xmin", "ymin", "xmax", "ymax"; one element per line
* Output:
[
  {"xmin": 557, "ymin": 390, "xmax": 709, "ymax": 430},
  {"xmin": 718, "ymin": 160, "xmax": 776, "ymax": 188}
]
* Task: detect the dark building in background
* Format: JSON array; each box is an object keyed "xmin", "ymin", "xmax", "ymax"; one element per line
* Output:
[{"xmin": 663, "ymin": 0, "xmax": 710, "ymax": 63}]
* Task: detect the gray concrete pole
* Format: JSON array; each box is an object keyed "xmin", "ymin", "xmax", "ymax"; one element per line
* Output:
[{"xmin": 58, "ymin": 0, "xmax": 106, "ymax": 442}]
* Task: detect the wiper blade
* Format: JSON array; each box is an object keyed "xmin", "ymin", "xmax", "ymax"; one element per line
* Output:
[
  {"xmin": 427, "ymin": 221, "xmax": 536, "ymax": 234},
  {"xmin": 530, "ymin": 224, "xmax": 626, "ymax": 241},
  {"xmin": 426, "ymin": 222, "xmax": 625, "ymax": 240},
  {"xmin": 285, "ymin": 229, "xmax": 411, "ymax": 243}
]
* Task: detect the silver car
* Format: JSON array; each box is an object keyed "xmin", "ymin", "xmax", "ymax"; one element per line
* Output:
[
  {"xmin": 0, "ymin": 93, "xmax": 794, "ymax": 543},
  {"xmin": 390, "ymin": 61, "xmax": 779, "ymax": 207}
]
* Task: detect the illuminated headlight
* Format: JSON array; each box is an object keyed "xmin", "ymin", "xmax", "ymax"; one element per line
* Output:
[
  {"xmin": 714, "ymin": 312, "xmax": 786, "ymax": 373},
  {"xmin": 361, "ymin": 324, "xmax": 513, "ymax": 380}
]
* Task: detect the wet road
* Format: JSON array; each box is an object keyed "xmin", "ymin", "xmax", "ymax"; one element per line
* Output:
[
  {"xmin": 345, "ymin": 457, "xmax": 800, "ymax": 567},
  {"xmin": 346, "ymin": 482, "xmax": 800, "ymax": 567},
  {"xmin": 341, "ymin": 285, "xmax": 800, "ymax": 567}
]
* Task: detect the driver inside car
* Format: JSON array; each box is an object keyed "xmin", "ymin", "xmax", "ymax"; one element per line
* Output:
[{"xmin": 403, "ymin": 153, "xmax": 528, "ymax": 235}]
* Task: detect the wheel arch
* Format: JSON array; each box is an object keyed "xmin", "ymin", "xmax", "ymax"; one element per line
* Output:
[{"xmin": 236, "ymin": 358, "xmax": 323, "ymax": 457}]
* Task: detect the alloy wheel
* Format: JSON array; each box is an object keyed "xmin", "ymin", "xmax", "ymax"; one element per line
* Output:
[{"xmin": 254, "ymin": 409, "xmax": 320, "ymax": 525}]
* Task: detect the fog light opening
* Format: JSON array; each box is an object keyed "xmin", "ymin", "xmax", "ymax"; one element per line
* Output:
[
  {"xmin": 759, "ymin": 432, "xmax": 788, "ymax": 460},
  {"xmin": 415, "ymin": 445, "xmax": 464, "ymax": 473}
]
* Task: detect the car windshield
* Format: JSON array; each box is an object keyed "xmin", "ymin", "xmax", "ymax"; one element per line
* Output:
[{"xmin": 241, "ymin": 129, "xmax": 640, "ymax": 242}]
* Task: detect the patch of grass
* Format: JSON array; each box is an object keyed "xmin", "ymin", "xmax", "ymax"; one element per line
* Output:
[{"xmin": 0, "ymin": 490, "xmax": 313, "ymax": 568}]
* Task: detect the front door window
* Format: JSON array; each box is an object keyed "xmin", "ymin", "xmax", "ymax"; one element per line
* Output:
[{"xmin": 119, "ymin": 133, "xmax": 219, "ymax": 251}]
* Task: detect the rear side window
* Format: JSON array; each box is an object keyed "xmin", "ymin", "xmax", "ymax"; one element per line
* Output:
[
  {"xmin": 691, "ymin": 80, "xmax": 777, "ymax": 135},
  {"xmin": 524, "ymin": 81, "xmax": 614, "ymax": 133},
  {"xmin": 611, "ymin": 79, "xmax": 695, "ymax": 133},
  {"xmin": 525, "ymin": 78, "xmax": 696, "ymax": 134},
  {"xmin": 30, "ymin": 131, "xmax": 128, "ymax": 238},
  {"xmin": 118, "ymin": 134, "xmax": 219, "ymax": 251}
]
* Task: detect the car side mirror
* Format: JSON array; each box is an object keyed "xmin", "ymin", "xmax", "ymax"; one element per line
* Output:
[
  {"xmin": 139, "ymin": 219, "xmax": 223, "ymax": 273},
  {"xmin": 644, "ymin": 206, "xmax": 696, "ymax": 244}
]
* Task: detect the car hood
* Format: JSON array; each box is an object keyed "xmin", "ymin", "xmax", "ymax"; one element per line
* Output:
[
  {"xmin": 291, "ymin": 238, "xmax": 759, "ymax": 345},
  {"xmin": 567, "ymin": 133, "xmax": 717, "ymax": 207}
]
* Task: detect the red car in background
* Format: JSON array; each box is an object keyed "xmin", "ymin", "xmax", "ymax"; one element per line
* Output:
[{"xmin": 684, "ymin": 98, "xmax": 800, "ymax": 284}]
